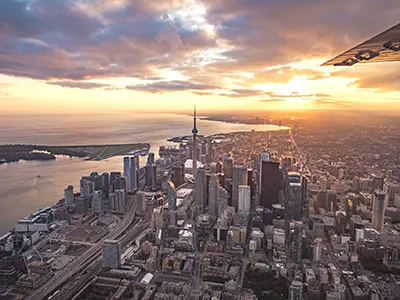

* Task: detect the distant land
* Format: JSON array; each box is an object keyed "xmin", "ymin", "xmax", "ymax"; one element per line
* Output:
[
  {"xmin": 200, "ymin": 116, "xmax": 284, "ymax": 126},
  {"xmin": 0, "ymin": 143, "xmax": 150, "ymax": 164}
]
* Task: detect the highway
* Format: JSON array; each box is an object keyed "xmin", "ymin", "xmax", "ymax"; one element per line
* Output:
[
  {"xmin": 51, "ymin": 209, "xmax": 152, "ymax": 300},
  {"xmin": 26, "ymin": 198, "xmax": 139, "ymax": 300}
]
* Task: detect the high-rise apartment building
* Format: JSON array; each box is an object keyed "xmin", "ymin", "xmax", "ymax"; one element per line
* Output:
[
  {"xmin": 260, "ymin": 161, "xmax": 279, "ymax": 208},
  {"xmin": 92, "ymin": 190, "xmax": 104, "ymax": 214},
  {"xmin": 102, "ymin": 239, "xmax": 121, "ymax": 269},
  {"xmin": 114, "ymin": 189, "xmax": 126, "ymax": 214},
  {"xmin": 110, "ymin": 172, "xmax": 121, "ymax": 184},
  {"xmin": 372, "ymin": 189, "xmax": 386, "ymax": 232},
  {"xmin": 101, "ymin": 172, "xmax": 109, "ymax": 189},
  {"xmin": 123, "ymin": 157, "xmax": 138, "ymax": 192},
  {"xmin": 147, "ymin": 153, "xmax": 155, "ymax": 165},
  {"xmin": 64, "ymin": 185, "xmax": 74, "ymax": 206},
  {"xmin": 76, "ymin": 196, "xmax": 89, "ymax": 214},
  {"xmin": 238, "ymin": 185, "xmax": 251, "ymax": 212},
  {"xmin": 145, "ymin": 163, "xmax": 152, "ymax": 187},
  {"xmin": 232, "ymin": 166, "xmax": 248, "ymax": 211},
  {"xmin": 129, "ymin": 157, "xmax": 138, "ymax": 192}
]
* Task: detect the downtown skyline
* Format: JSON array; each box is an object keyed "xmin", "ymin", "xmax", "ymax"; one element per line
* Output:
[{"xmin": 0, "ymin": 0, "xmax": 400, "ymax": 114}]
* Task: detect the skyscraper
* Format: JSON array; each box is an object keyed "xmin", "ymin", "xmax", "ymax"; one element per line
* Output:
[
  {"xmin": 171, "ymin": 164, "xmax": 185, "ymax": 188},
  {"xmin": 208, "ymin": 174, "xmax": 219, "ymax": 216},
  {"xmin": 129, "ymin": 157, "xmax": 138, "ymax": 191},
  {"xmin": 195, "ymin": 167, "xmax": 207, "ymax": 212},
  {"xmin": 101, "ymin": 172, "xmax": 109, "ymax": 189},
  {"xmin": 167, "ymin": 180, "xmax": 177, "ymax": 212},
  {"xmin": 147, "ymin": 152, "xmax": 155, "ymax": 165},
  {"xmin": 238, "ymin": 185, "xmax": 251, "ymax": 212},
  {"xmin": 260, "ymin": 161, "xmax": 279, "ymax": 208},
  {"xmin": 192, "ymin": 106, "xmax": 198, "ymax": 177},
  {"xmin": 76, "ymin": 196, "xmax": 89, "ymax": 214},
  {"xmin": 286, "ymin": 182, "xmax": 302, "ymax": 221},
  {"xmin": 372, "ymin": 189, "xmax": 386, "ymax": 232},
  {"xmin": 300, "ymin": 175, "xmax": 309, "ymax": 217},
  {"xmin": 292, "ymin": 221, "xmax": 303, "ymax": 264},
  {"xmin": 114, "ymin": 189, "xmax": 126, "ymax": 214},
  {"xmin": 80, "ymin": 177, "xmax": 92, "ymax": 197},
  {"xmin": 218, "ymin": 186, "xmax": 229, "ymax": 215},
  {"xmin": 372, "ymin": 175, "xmax": 384, "ymax": 192},
  {"xmin": 223, "ymin": 157, "xmax": 234, "ymax": 179},
  {"xmin": 258, "ymin": 152, "xmax": 270, "ymax": 192},
  {"xmin": 123, "ymin": 156, "xmax": 130, "ymax": 180},
  {"xmin": 124, "ymin": 157, "xmax": 138, "ymax": 192},
  {"xmin": 232, "ymin": 166, "xmax": 248, "ymax": 211},
  {"xmin": 92, "ymin": 190, "xmax": 104, "ymax": 214},
  {"xmin": 102, "ymin": 239, "xmax": 121, "ymax": 269},
  {"xmin": 151, "ymin": 163, "xmax": 158, "ymax": 189},
  {"xmin": 110, "ymin": 172, "xmax": 121, "ymax": 184},
  {"xmin": 64, "ymin": 185, "xmax": 74, "ymax": 206},
  {"xmin": 145, "ymin": 163, "xmax": 152, "ymax": 187},
  {"xmin": 313, "ymin": 238, "xmax": 322, "ymax": 262}
]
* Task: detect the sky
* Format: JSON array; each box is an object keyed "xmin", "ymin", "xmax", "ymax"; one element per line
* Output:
[{"xmin": 0, "ymin": 0, "xmax": 399, "ymax": 114}]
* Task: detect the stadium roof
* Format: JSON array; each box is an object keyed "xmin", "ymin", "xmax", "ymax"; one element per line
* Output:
[{"xmin": 322, "ymin": 23, "xmax": 400, "ymax": 66}]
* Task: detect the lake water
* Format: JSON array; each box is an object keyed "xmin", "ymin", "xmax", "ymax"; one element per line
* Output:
[{"xmin": 0, "ymin": 113, "xmax": 287, "ymax": 234}]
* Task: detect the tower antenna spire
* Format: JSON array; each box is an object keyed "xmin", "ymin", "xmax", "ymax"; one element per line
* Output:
[{"xmin": 191, "ymin": 105, "xmax": 198, "ymax": 177}]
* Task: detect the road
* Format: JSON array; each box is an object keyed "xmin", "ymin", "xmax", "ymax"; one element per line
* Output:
[
  {"xmin": 53, "ymin": 212, "xmax": 151, "ymax": 300},
  {"xmin": 26, "ymin": 198, "xmax": 139, "ymax": 300}
]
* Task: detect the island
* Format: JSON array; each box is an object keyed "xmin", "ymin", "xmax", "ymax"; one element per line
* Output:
[{"xmin": 0, "ymin": 143, "xmax": 150, "ymax": 164}]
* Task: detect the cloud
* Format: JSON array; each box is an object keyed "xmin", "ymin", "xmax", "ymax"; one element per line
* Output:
[
  {"xmin": 192, "ymin": 91, "xmax": 214, "ymax": 96},
  {"xmin": 259, "ymin": 98, "xmax": 285, "ymax": 102},
  {"xmin": 0, "ymin": 0, "xmax": 217, "ymax": 81},
  {"xmin": 125, "ymin": 80, "xmax": 218, "ymax": 93},
  {"xmin": 268, "ymin": 92, "xmax": 331, "ymax": 98},
  {"xmin": 334, "ymin": 64, "xmax": 400, "ymax": 92},
  {"xmin": 46, "ymin": 81, "xmax": 114, "ymax": 89},
  {"xmin": 219, "ymin": 89, "xmax": 270, "ymax": 98},
  {"xmin": 0, "ymin": 0, "xmax": 399, "ymax": 97}
]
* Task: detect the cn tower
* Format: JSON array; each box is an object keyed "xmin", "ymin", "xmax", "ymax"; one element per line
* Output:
[{"xmin": 192, "ymin": 105, "xmax": 198, "ymax": 177}]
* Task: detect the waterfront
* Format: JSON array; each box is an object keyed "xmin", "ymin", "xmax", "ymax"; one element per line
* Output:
[{"xmin": 0, "ymin": 113, "xmax": 288, "ymax": 234}]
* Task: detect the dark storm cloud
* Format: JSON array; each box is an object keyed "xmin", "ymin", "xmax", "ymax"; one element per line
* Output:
[
  {"xmin": 125, "ymin": 80, "xmax": 218, "ymax": 93},
  {"xmin": 46, "ymin": 81, "xmax": 114, "ymax": 89}
]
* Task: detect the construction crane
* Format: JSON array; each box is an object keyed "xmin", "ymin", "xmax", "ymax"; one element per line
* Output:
[
  {"xmin": 22, "ymin": 254, "xmax": 32, "ymax": 280},
  {"xmin": 32, "ymin": 245, "xmax": 43, "ymax": 264}
]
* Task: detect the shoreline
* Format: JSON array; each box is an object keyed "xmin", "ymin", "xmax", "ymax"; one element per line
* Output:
[{"xmin": 0, "ymin": 143, "xmax": 150, "ymax": 164}]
